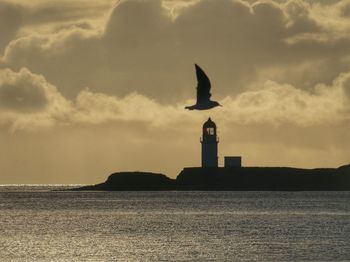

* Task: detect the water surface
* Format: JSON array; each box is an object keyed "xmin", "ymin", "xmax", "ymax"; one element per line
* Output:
[{"xmin": 1, "ymin": 186, "xmax": 349, "ymax": 261}]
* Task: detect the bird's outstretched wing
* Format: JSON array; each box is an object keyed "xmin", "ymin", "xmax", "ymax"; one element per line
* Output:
[{"xmin": 195, "ymin": 64, "xmax": 211, "ymax": 103}]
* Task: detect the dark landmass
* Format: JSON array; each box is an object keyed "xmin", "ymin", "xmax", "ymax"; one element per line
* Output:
[
  {"xmin": 76, "ymin": 172, "xmax": 174, "ymax": 191},
  {"xmin": 177, "ymin": 165, "xmax": 350, "ymax": 190},
  {"xmin": 74, "ymin": 164, "xmax": 350, "ymax": 191}
]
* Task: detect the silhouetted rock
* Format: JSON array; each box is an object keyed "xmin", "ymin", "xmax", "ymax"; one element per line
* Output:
[
  {"xmin": 338, "ymin": 164, "xmax": 350, "ymax": 171},
  {"xmin": 176, "ymin": 166, "xmax": 350, "ymax": 191},
  {"xmin": 76, "ymin": 172, "xmax": 175, "ymax": 191},
  {"xmin": 75, "ymin": 165, "xmax": 350, "ymax": 191}
]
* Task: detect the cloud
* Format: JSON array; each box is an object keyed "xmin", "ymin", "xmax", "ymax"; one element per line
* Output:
[
  {"xmin": 0, "ymin": 68, "xmax": 72, "ymax": 131},
  {"xmin": 0, "ymin": 68, "xmax": 49, "ymax": 112},
  {"xmin": 1, "ymin": 67, "xmax": 349, "ymax": 132},
  {"xmin": 337, "ymin": 0, "xmax": 350, "ymax": 17},
  {"xmin": 72, "ymin": 89, "xmax": 190, "ymax": 127},
  {"xmin": 0, "ymin": 67, "xmax": 192, "ymax": 132},
  {"xmin": 0, "ymin": 2, "xmax": 23, "ymax": 52},
  {"xmin": 73, "ymin": 72, "xmax": 350, "ymax": 129},
  {"xmin": 0, "ymin": 0, "xmax": 112, "ymax": 28},
  {"xmin": 2, "ymin": 0, "xmax": 350, "ymax": 102},
  {"xmin": 220, "ymin": 73, "xmax": 350, "ymax": 126}
]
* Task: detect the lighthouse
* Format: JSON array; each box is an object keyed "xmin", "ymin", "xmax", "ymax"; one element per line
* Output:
[{"xmin": 201, "ymin": 118, "xmax": 219, "ymax": 167}]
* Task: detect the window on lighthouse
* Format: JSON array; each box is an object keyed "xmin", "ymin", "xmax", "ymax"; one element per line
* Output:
[{"xmin": 205, "ymin": 128, "xmax": 215, "ymax": 135}]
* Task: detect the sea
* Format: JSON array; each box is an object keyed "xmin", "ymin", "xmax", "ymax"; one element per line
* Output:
[{"xmin": 0, "ymin": 185, "xmax": 349, "ymax": 261}]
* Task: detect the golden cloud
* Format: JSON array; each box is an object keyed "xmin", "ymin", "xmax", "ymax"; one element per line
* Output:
[{"xmin": 1, "ymin": 67, "xmax": 349, "ymax": 132}]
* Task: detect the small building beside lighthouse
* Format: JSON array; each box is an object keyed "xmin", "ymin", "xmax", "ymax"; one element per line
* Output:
[{"xmin": 201, "ymin": 118, "xmax": 219, "ymax": 167}]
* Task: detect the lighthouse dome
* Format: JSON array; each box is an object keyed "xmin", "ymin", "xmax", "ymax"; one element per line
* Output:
[{"xmin": 203, "ymin": 118, "xmax": 216, "ymax": 128}]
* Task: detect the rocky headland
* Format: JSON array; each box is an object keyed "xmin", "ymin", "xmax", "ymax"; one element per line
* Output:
[{"xmin": 74, "ymin": 164, "xmax": 350, "ymax": 191}]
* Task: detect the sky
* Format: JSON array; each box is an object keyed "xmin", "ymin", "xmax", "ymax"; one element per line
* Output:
[{"xmin": 1, "ymin": 0, "xmax": 350, "ymax": 183}]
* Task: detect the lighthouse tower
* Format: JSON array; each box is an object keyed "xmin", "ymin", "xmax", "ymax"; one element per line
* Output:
[{"xmin": 201, "ymin": 118, "xmax": 219, "ymax": 167}]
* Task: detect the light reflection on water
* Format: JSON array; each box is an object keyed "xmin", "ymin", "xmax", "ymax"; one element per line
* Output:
[{"xmin": 0, "ymin": 188, "xmax": 349, "ymax": 261}]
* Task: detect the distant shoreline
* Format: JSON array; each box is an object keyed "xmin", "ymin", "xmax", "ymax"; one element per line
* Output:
[{"xmin": 74, "ymin": 164, "xmax": 350, "ymax": 191}]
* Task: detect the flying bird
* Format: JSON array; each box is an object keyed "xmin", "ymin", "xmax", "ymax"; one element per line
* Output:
[{"xmin": 185, "ymin": 64, "xmax": 222, "ymax": 110}]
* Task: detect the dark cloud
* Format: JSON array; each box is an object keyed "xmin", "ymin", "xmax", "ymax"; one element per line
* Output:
[
  {"xmin": 0, "ymin": 68, "xmax": 72, "ymax": 131},
  {"xmin": 0, "ymin": 2, "xmax": 22, "ymax": 52},
  {"xmin": 340, "ymin": 72, "xmax": 350, "ymax": 98},
  {"xmin": 336, "ymin": 0, "xmax": 350, "ymax": 16},
  {"xmin": 0, "ymin": 82, "xmax": 48, "ymax": 112},
  {"xmin": 4, "ymin": 0, "xmax": 350, "ymax": 102},
  {"xmin": 0, "ymin": 68, "xmax": 48, "ymax": 112}
]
